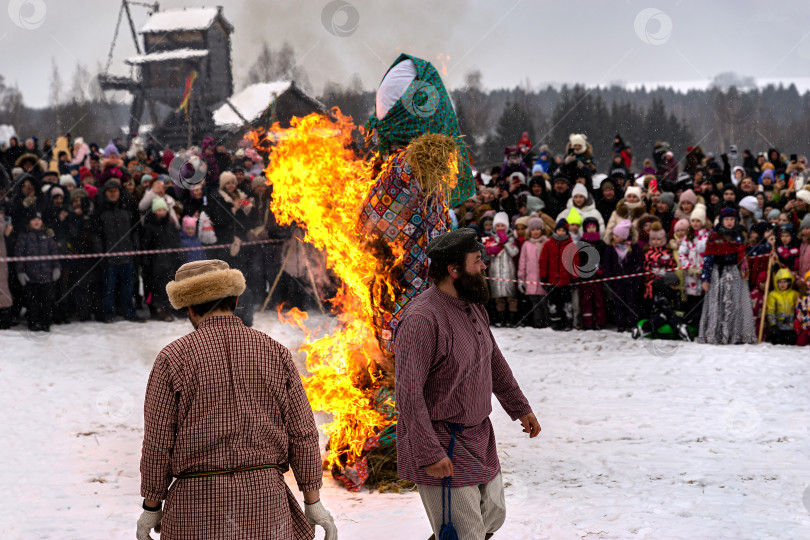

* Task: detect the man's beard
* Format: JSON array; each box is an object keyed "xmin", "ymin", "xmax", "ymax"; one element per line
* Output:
[{"xmin": 454, "ymin": 268, "xmax": 490, "ymax": 305}]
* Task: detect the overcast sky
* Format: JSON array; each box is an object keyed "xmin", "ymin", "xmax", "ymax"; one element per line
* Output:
[{"xmin": 2, "ymin": 0, "xmax": 810, "ymax": 108}]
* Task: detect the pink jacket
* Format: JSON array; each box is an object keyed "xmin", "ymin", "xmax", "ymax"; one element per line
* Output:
[
  {"xmin": 518, "ymin": 237, "xmax": 547, "ymax": 295},
  {"xmin": 799, "ymin": 241, "xmax": 810, "ymax": 281}
]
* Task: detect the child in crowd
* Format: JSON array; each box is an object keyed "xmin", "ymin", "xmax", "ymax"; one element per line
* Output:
[
  {"xmin": 766, "ymin": 268, "xmax": 799, "ymax": 345},
  {"xmin": 643, "ymin": 222, "xmax": 677, "ymax": 316},
  {"xmin": 538, "ymin": 219, "xmax": 579, "ymax": 331},
  {"xmin": 679, "ymin": 205, "xmax": 709, "ymax": 325},
  {"xmin": 180, "ymin": 215, "xmax": 206, "ymax": 263},
  {"xmin": 698, "ymin": 207, "xmax": 757, "ymax": 344},
  {"xmin": 483, "ymin": 212, "xmax": 519, "ymax": 327},
  {"xmin": 578, "ymin": 217, "xmax": 607, "ymax": 330},
  {"xmin": 670, "ymin": 219, "xmax": 689, "ymax": 253},
  {"xmin": 796, "ymin": 270, "xmax": 810, "ymax": 346},
  {"xmin": 632, "ymin": 271, "xmax": 691, "ymax": 340},
  {"xmin": 14, "ymin": 212, "xmax": 60, "ymax": 332},
  {"xmin": 602, "ymin": 219, "xmax": 643, "ymax": 332},
  {"xmin": 799, "ymin": 215, "xmax": 810, "ymax": 279},
  {"xmin": 517, "ymin": 217, "xmax": 548, "ymax": 328},
  {"xmin": 750, "ymin": 271, "xmax": 768, "ymax": 340},
  {"xmin": 774, "ymin": 224, "xmax": 801, "ymax": 272},
  {"xmin": 567, "ymin": 207, "xmax": 583, "ymax": 243}
]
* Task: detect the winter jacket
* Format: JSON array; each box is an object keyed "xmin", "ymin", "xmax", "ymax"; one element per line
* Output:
[
  {"xmin": 538, "ymin": 234, "xmax": 579, "ymax": 287},
  {"xmin": 179, "ymin": 230, "xmax": 206, "ymax": 263},
  {"xmin": 142, "ymin": 213, "xmax": 183, "ymax": 279},
  {"xmin": 775, "ymin": 239, "xmax": 801, "ymax": 271},
  {"xmin": 679, "ymin": 229, "xmax": 709, "ymax": 296},
  {"xmin": 15, "ymin": 229, "xmax": 59, "ymax": 284},
  {"xmin": 799, "ymin": 241, "xmax": 810, "ymax": 281},
  {"xmin": 518, "ymin": 237, "xmax": 547, "ymax": 295},
  {"xmin": 91, "ymin": 184, "xmax": 139, "ymax": 265},
  {"xmin": 643, "ymin": 246, "xmax": 677, "ymax": 299},
  {"xmin": 0, "ymin": 233, "xmax": 12, "ymax": 308},
  {"xmin": 483, "ymin": 229, "xmax": 519, "ymax": 298},
  {"xmin": 767, "ymin": 269, "xmax": 799, "ymax": 331}
]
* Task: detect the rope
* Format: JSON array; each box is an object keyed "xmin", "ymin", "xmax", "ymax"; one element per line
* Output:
[
  {"xmin": 441, "ymin": 423, "xmax": 463, "ymax": 538},
  {"xmin": 0, "ymin": 238, "xmax": 284, "ymax": 263},
  {"xmin": 175, "ymin": 464, "xmax": 279, "ymax": 479},
  {"xmin": 105, "ymin": 1, "xmax": 126, "ymax": 74}
]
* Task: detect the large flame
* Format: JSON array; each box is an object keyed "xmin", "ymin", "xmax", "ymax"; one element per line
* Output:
[{"xmin": 252, "ymin": 110, "xmax": 399, "ymax": 469}]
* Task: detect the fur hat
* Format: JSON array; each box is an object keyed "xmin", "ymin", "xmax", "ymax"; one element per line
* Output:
[
  {"xmin": 613, "ymin": 219, "xmax": 632, "ymax": 240},
  {"xmin": 252, "ymin": 176, "xmax": 267, "ymax": 190},
  {"xmin": 493, "ymin": 211, "xmax": 510, "ymax": 229},
  {"xmin": 151, "ymin": 197, "xmax": 168, "ymax": 212},
  {"xmin": 658, "ymin": 192, "xmax": 675, "ymax": 209},
  {"xmin": 739, "ymin": 195, "xmax": 758, "ymax": 214},
  {"xmin": 569, "ymin": 133, "xmax": 587, "ymax": 154},
  {"xmin": 219, "ymin": 171, "xmax": 237, "ymax": 188},
  {"xmin": 509, "ymin": 171, "xmax": 526, "ymax": 184},
  {"xmin": 166, "ymin": 259, "xmax": 246, "ymax": 310}
]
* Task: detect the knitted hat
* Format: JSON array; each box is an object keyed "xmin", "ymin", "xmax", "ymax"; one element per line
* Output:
[
  {"xmin": 572, "ymin": 183, "xmax": 588, "ymax": 199},
  {"xmin": 624, "ymin": 186, "xmax": 642, "ymax": 200},
  {"xmin": 104, "ymin": 141, "xmax": 118, "ymax": 158},
  {"xmin": 566, "ymin": 207, "xmax": 583, "ymax": 226},
  {"xmin": 151, "ymin": 197, "xmax": 168, "ymax": 212},
  {"xmin": 515, "ymin": 216, "xmax": 530, "ymax": 229},
  {"xmin": 140, "ymin": 173, "xmax": 154, "ymax": 185},
  {"xmin": 759, "ymin": 169, "xmax": 775, "ymax": 183},
  {"xmin": 739, "ymin": 195, "xmax": 758, "ymax": 214},
  {"xmin": 493, "ymin": 211, "xmax": 510, "ymax": 229},
  {"xmin": 84, "ymin": 184, "xmax": 98, "ymax": 198},
  {"xmin": 79, "ymin": 167, "xmax": 93, "ymax": 181},
  {"xmin": 70, "ymin": 188, "xmax": 89, "ymax": 201},
  {"xmin": 166, "ymin": 259, "xmax": 246, "ymax": 310},
  {"xmin": 182, "ymin": 216, "xmax": 198, "ymax": 230},
  {"xmin": 756, "ymin": 271, "xmax": 768, "ymax": 285},
  {"xmin": 674, "ymin": 219, "xmax": 689, "ymax": 234},
  {"xmin": 554, "ymin": 218, "xmax": 569, "ymax": 233},
  {"xmin": 690, "ymin": 204, "xmax": 707, "ymax": 223},
  {"xmin": 800, "ymin": 214, "xmax": 810, "ymax": 231},
  {"xmin": 527, "ymin": 217, "xmax": 544, "ymax": 232},
  {"xmin": 658, "ymin": 192, "xmax": 675, "ymax": 209},
  {"xmin": 252, "ymin": 176, "xmax": 267, "ymax": 190},
  {"xmin": 613, "ymin": 219, "xmax": 632, "ymax": 240},
  {"xmin": 679, "ymin": 189, "xmax": 697, "ymax": 206},
  {"xmin": 49, "ymin": 186, "xmax": 64, "ymax": 198},
  {"xmin": 719, "ymin": 207, "xmax": 738, "ymax": 220},
  {"xmin": 569, "ymin": 133, "xmax": 587, "ymax": 154},
  {"xmin": 767, "ymin": 209, "xmax": 781, "ymax": 220},
  {"xmin": 750, "ymin": 221, "xmax": 772, "ymax": 237},
  {"xmin": 59, "ymin": 175, "xmax": 76, "ymax": 188}
]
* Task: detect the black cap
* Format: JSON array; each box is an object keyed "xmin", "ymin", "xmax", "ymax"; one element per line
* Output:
[{"xmin": 426, "ymin": 228, "xmax": 484, "ymax": 263}]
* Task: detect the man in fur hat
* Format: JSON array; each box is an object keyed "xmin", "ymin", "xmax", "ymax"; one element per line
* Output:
[{"xmin": 137, "ymin": 260, "xmax": 337, "ymax": 540}]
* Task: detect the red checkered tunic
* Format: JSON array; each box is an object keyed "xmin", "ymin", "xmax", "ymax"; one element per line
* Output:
[
  {"xmin": 394, "ymin": 287, "xmax": 533, "ymax": 487},
  {"xmin": 140, "ymin": 315, "xmax": 321, "ymax": 540}
]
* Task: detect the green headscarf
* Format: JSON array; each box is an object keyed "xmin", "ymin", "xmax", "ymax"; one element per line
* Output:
[{"xmin": 365, "ymin": 54, "xmax": 474, "ymax": 207}]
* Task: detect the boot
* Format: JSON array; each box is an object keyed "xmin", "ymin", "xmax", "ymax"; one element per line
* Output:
[
  {"xmin": 677, "ymin": 323, "xmax": 693, "ymax": 341},
  {"xmin": 508, "ymin": 311, "xmax": 520, "ymax": 328},
  {"xmin": 494, "ymin": 311, "xmax": 506, "ymax": 328}
]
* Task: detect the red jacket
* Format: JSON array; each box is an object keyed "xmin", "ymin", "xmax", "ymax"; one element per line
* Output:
[{"xmin": 538, "ymin": 235, "xmax": 579, "ymax": 286}]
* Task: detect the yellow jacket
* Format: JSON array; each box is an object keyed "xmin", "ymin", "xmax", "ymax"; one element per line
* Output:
[{"xmin": 767, "ymin": 268, "xmax": 799, "ymax": 330}]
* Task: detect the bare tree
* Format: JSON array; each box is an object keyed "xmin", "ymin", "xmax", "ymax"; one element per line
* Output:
[{"xmin": 49, "ymin": 58, "xmax": 63, "ymax": 133}]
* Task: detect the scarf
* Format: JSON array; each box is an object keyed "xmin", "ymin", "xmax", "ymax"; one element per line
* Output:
[
  {"xmin": 615, "ymin": 241, "xmax": 630, "ymax": 261},
  {"xmin": 553, "ymin": 233, "xmax": 569, "ymax": 242},
  {"xmin": 365, "ymin": 54, "xmax": 474, "ymax": 207}
]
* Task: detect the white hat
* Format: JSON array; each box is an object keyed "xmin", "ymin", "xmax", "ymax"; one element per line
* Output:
[
  {"xmin": 796, "ymin": 189, "xmax": 810, "ymax": 206},
  {"xmin": 569, "ymin": 133, "xmax": 587, "ymax": 154},
  {"xmin": 572, "ymin": 183, "xmax": 588, "ymax": 198},
  {"xmin": 493, "ymin": 211, "xmax": 510, "ymax": 229},
  {"xmin": 691, "ymin": 203, "xmax": 707, "ymax": 223},
  {"xmin": 739, "ymin": 195, "xmax": 758, "ymax": 214},
  {"xmin": 624, "ymin": 186, "xmax": 642, "ymax": 200},
  {"xmin": 509, "ymin": 171, "xmax": 526, "ymax": 184}
]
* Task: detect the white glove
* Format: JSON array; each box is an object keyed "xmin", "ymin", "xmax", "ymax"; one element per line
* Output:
[
  {"xmin": 52, "ymin": 267, "xmax": 61, "ymax": 282},
  {"xmin": 517, "ymin": 282, "xmax": 527, "ymax": 294},
  {"xmin": 305, "ymin": 500, "xmax": 338, "ymax": 540},
  {"xmin": 136, "ymin": 509, "xmax": 162, "ymax": 540},
  {"xmin": 17, "ymin": 273, "xmax": 29, "ymax": 286}
]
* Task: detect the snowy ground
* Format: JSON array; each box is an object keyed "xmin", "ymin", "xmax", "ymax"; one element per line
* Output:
[{"xmin": 2, "ymin": 313, "xmax": 810, "ymax": 539}]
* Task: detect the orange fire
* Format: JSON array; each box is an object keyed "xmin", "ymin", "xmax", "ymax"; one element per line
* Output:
[{"xmin": 251, "ymin": 110, "xmax": 399, "ymax": 469}]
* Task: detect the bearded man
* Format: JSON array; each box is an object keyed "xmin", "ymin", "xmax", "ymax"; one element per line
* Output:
[{"xmin": 393, "ymin": 228, "xmax": 541, "ymax": 539}]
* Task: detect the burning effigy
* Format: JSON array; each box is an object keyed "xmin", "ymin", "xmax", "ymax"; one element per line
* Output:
[{"xmin": 252, "ymin": 55, "xmax": 474, "ymax": 491}]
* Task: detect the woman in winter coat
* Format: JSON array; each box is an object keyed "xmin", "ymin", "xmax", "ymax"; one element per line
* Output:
[
  {"xmin": 142, "ymin": 198, "xmax": 183, "ymax": 321},
  {"xmin": 482, "ymin": 211, "xmax": 519, "ymax": 327},
  {"xmin": 603, "ymin": 186, "xmax": 646, "ymax": 242},
  {"xmin": 602, "ymin": 219, "xmax": 643, "ymax": 332},
  {"xmin": 0, "ymin": 206, "xmax": 13, "ymax": 328},
  {"xmin": 556, "ymin": 183, "xmax": 606, "ymax": 234}
]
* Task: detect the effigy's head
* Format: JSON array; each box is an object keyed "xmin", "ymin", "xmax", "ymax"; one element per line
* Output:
[{"xmin": 366, "ymin": 54, "xmax": 474, "ymax": 207}]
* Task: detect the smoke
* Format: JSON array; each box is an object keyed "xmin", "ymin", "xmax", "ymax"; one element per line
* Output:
[{"xmin": 228, "ymin": 0, "xmax": 503, "ymax": 94}]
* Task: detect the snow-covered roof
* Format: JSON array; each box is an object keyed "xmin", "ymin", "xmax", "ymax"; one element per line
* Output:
[
  {"xmin": 213, "ymin": 81, "xmax": 292, "ymax": 128},
  {"xmin": 125, "ymin": 48, "xmax": 208, "ymax": 65},
  {"xmin": 140, "ymin": 7, "xmax": 232, "ymax": 34}
]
